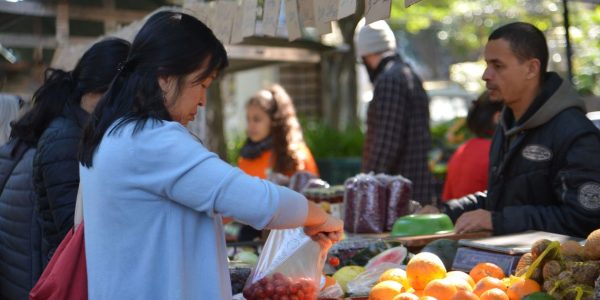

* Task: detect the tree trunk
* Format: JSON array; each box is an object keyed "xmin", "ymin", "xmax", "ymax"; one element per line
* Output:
[
  {"xmin": 321, "ymin": 3, "xmax": 364, "ymax": 130},
  {"xmin": 205, "ymin": 79, "xmax": 227, "ymax": 160}
]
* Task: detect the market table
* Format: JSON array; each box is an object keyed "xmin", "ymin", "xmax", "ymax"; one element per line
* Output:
[{"xmin": 347, "ymin": 231, "xmax": 492, "ymax": 253}]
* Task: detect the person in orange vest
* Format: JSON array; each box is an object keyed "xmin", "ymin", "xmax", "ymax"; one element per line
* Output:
[
  {"xmin": 238, "ymin": 84, "xmax": 319, "ymax": 180},
  {"xmin": 237, "ymin": 84, "xmax": 319, "ymax": 241}
]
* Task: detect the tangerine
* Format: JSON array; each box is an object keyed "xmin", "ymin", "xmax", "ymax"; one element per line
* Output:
[
  {"xmin": 472, "ymin": 277, "xmax": 507, "ymax": 297},
  {"xmin": 506, "ymin": 278, "xmax": 541, "ymax": 300},
  {"xmin": 445, "ymin": 276, "xmax": 473, "ymax": 292},
  {"xmin": 406, "ymin": 252, "xmax": 447, "ymax": 290},
  {"xmin": 470, "ymin": 263, "xmax": 505, "ymax": 283},
  {"xmin": 450, "ymin": 290, "xmax": 480, "ymax": 300},
  {"xmin": 423, "ymin": 278, "xmax": 458, "ymax": 300},
  {"xmin": 322, "ymin": 275, "xmax": 336, "ymax": 289},
  {"xmin": 393, "ymin": 293, "xmax": 420, "ymax": 300},
  {"xmin": 380, "ymin": 268, "xmax": 411, "ymax": 290},
  {"xmin": 370, "ymin": 280, "xmax": 404, "ymax": 300},
  {"xmin": 446, "ymin": 271, "xmax": 476, "ymax": 288},
  {"xmin": 479, "ymin": 288, "xmax": 509, "ymax": 300}
]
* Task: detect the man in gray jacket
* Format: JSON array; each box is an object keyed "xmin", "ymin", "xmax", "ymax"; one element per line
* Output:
[{"xmin": 423, "ymin": 22, "xmax": 600, "ymax": 238}]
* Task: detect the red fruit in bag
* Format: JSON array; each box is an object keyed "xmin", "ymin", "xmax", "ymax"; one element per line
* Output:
[
  {"xmin": 275, "ymin": 285, "xmax": 288, "ymax": 296},
  {"xmin": 265, "ymin": 283, "xmax": 275, "ymax": 296}
]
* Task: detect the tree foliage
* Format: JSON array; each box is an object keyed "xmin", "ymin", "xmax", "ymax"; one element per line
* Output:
[{"xmin": 388, "ymin": 0, "xmax": 600, "ymax": 95}]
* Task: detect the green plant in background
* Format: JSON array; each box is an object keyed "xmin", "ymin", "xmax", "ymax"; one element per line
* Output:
[
  {"xmin": 390, "ymin": 0, "xmax": 600, "ymax": 96},
  {"xmin": 302, "ymin": 119, "xmax": 365, "ymax": 159},
  {"xmin": 226, "ymin": 133, "xmax": 246, "ymax": 165}
]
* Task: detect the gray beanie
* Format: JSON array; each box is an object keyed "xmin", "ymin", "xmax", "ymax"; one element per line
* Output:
[{"xmin": 355, "ymin": 20, "xmax": 397, "ymax": 57}]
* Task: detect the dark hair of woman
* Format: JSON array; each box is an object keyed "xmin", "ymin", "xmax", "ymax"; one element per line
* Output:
[
  {"xmin": 10, "ymin": 38, "xmax": 130, "ymax": 148},
  {"xmin": 246, "ymin": 84, "xmax": 305, "ymax": 174},
  {"xmin": 79, "ymin": 11, "xmax": 228, "ymax": 167},
  {"xmin": 466, "ymin": 92, "xmax": 504, "ymax": 138}
]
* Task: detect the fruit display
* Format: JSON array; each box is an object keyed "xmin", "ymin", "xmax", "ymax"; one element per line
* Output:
[{"xmin": 242, "ymin": 272, "xmax": 318, "ymax": 300}]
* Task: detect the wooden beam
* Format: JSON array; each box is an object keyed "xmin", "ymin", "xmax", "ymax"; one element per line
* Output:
[
  {"xmin": 103, "ymin": 0, "xmax": 118, "ymax": 32},
  {"xmin": 225, "ymin": 45, "xmax": 321, "ymax": 63},
  {"xmin": 56, "ymin": 0, "xmax": 69, "ymax": 45},
  {"xmin": 0, "ymin": 1, "xmax": 146, "ymax": 23},
  {"xmin": 0, "ymin": 33, "xmax": 94, "ymax": 48}
]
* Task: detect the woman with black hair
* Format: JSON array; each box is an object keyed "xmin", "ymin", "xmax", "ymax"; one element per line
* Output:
[
  {"xmin": 78, "ymin": 11, "xmax": 342, "ymax": 299},
  {"xmin": 32, "ymin": 38, "xmax": 130, "ymax": 267},
  {"xmin": 441, "ymin": 92, "xmax": 503, "ymax": 201},
  {"xmin": 0, "ymin": 38, "xmax": 129, "ymax": 299}
]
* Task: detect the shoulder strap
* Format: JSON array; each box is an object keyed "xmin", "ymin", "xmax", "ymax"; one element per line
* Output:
[{"xmin": 74, "ymin": 185, "xmax": 83, "ymax": 230}]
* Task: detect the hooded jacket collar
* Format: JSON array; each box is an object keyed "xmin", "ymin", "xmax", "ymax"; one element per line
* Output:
[{"xmin": 501, "ymin": 72, "xmax": 586, "ymax": 137}]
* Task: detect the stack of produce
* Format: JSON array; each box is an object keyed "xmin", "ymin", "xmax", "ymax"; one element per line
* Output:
[
  {"xmin": 512, "ymin": 229, "xmax": 600, "ymax": 299},
  {"xmin": 367, "ymin": 251, "xmax": 551, "ymax": 300}
]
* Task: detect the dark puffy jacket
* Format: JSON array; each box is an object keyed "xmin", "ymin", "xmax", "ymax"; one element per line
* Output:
[
  {"xmin": 0, "ymin": 140, "xmax": 43, "ymax": 300},
  {"xmin": 33, "ymin": 104, "xmax": 88, "ymax": 265},
  {"xmin": 443, "ymin": 73, "xmax": 600, "ymax": 238}
]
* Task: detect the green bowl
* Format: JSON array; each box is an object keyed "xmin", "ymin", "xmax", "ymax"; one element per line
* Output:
[{"xmin": 391, "ymin": 214, "xmax": 454, "ymax": 237}]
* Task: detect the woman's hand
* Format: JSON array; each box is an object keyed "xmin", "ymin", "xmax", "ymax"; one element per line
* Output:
[{"xmin": 304, "ymin": 214, "xmax": 343, "ymax": 243}]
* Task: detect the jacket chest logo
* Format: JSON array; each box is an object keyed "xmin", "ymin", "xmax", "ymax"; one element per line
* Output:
[
  {"xmin": 579, "ymin": 182, "xmax": 600, "ymax": 210},
  {"xmin": 521, "ymin": 145, "xmax": 552, "ymax": 162}
]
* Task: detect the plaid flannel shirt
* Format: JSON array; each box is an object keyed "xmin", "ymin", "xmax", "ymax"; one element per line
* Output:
[{"xmin": 362, "ymin": 59, "xmax": 436, "ymax": 204}]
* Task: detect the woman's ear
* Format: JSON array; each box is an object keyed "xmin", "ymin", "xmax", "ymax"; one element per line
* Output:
[
  {"xmin": 158, "ymin": 75, "xmax": 176, "ymax": 104},
  {"xmin": 158, "ymin": 75, "xmax": 174, "ymax": 94}
]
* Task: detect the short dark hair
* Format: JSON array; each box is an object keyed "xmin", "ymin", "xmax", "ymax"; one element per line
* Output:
[
  {"xmin": 79, "ymin": 11, "xmax": 229, "ymax": 167},
  {"xmin": 466, "ymin": 92, "xmax": 503, "ymax": 138},
  {"xmin": 489, "ymin": 22, "xmax": 549, "ymax": 80}
]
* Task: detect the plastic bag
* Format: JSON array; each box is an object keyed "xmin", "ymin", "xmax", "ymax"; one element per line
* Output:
[
  {"xmin": 289, "ymin": 171, "xmax": 318, "ymax": 192},
  {"xmin": 346, "ymin": 262, "xmax": 404, "ymax": 296},
  {"xmin": 343, "ymin": 174, "xmax": 387, "ymax": 233},
  {"xmin": 318, "ymin": 281, "xmax": 345, "ymax": 299},
  {"xmin": 243, "ymin": 228, "xmax": 326, "ymax": 300},
  {"xmin": 375, "ymin": 174, "xmax": 413, "ymax": 231}
]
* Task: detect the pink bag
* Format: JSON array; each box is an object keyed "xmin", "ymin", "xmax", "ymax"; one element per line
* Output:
[
  {"xmin": 29, "ymin": 223, "xmax": 87, "ymax": 300},
  {"xmin": 30, "ymin": 186, "xmax": 87, "ymax": 300}
]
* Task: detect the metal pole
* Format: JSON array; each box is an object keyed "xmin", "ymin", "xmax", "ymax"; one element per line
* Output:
[{"xmin": 563, "ymin": 0, "xmax": 574, "ymax": 82}]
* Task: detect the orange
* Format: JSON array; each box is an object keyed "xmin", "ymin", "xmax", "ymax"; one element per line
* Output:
[
  {"xmin": 479, "ymin": 288, "xmax": 509, "ymax": 300},
  {"xmin": 446, "ymin": 271, "xmax": 476, "ymax": 288},
  {"xmin": 506, "ymin": 278, "xmax": 541, "ymax": 300},
  {"xmin": 322, "ymin": 275, "xmax": 336, "ymax": 289},
  {"xmin": 380, "ymin": 268, "xmax": 411, "ymax": 290},
  {"xmin": 469, "ymin": 263, "xmax": 505, "ymax": 283},
  {"xmin": 450, "ymin": 290, "xmax": 480, "ymax": 300},
  {"xmin": 370, "ymin": 280, "xmax": 404, "ymax": 300},
  {"xmin": 406, "ymin": 252, "xmax": 447, "ymax": 290},
  {"xmin": 445, "ymin": 277, "xmax": 473, "ymax": 292},
  {"xmin": 393, "ymin": 293, "xmax": 420, "ymax": 300},
  {"xmin": 472, "ymin": 277, "xmax": 507, "ymax": 297},
  {"xmin": 423, "ymin": 278, "xmax": 457, "ymax": 300},
  {"xmin": 419, "ymin": 297, "xmax": 438, "ymax": 300}
]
